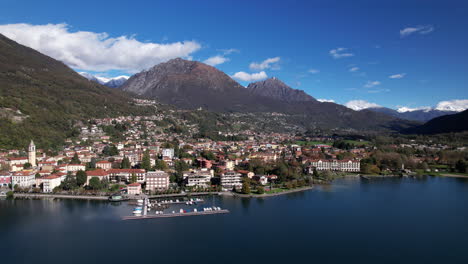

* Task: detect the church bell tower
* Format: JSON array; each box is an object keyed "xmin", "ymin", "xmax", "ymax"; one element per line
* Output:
[{"xmin": 28, "ymin": 140, "xmax": 36, "ymax": 167}]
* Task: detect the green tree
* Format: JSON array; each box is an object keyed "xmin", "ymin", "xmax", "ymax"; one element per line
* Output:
[
  {"xmin": 155, "ymin": 160, "xmax": 168, "ymax": 171},
  {"xmin": 201, "ymin": 150, "xmax": 216, "ymax": 160},
  {"xmin": 87, "ymin": 158, "xmax": 96, "ymax": 169},
  {"xmin": 24, "ymin": 162, "xmax": 32, "ymax": 169},
  {"xmin": 141, "ymin": 150, "xmax": 151, "ymax": 171},
  {"xmin": 130, "ymin": 173, "xmax": 137, "ymax": 184},
  {"xmin": 70, "ymin": 153, "xmax": 81, "ymax": 164},
  {"xmin": 35, "ymin": 173, "xmax": 41, "ymax": 179},
  {"xmin": 257, "ymin": 185, "xmax": 265, "ymax": 194},
  {"xmin": 61, "ymin": 173, "xmax": 77, "ymax": 190},
  {"xmin": 241, "ymin": 181, "xmax": 251, "ymax": 194},
  {"xmin": 313, "ymin": 168, "xmax": 319, "ymax": 178},
  {"xmin": 120, "ymin": 156, "xmax": 131, "ymax": 169},
  {"xmin": 174, "ymin": 160, "xmax": 189, "ymax": 183},
  {"xmin": 455, "ymin": 160, "xmax": 467, "ymax": 173},
  {"xmin": 102, "ymin": 144, "xmax": 119, "ymax": 156},
  {"xmin": 89, "ymin": 177, "xmax": 101, "ymax": 190},
  {"xmin": 76, "ymin": 170, "xmax": 87, "ymax": 186}
]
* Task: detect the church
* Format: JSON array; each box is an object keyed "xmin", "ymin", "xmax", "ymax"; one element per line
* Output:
[{"xmin": 28, "ymin": 140, "xmax": 36, "ymax": 167}]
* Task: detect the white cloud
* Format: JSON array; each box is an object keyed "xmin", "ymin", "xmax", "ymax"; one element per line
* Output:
[
  {"xmin": 317, "ymin": 99, "xmax": 335, "ymax": 103},
  {"xmin": 308, "ymin": 68, "xmax": 320, "ymax": 74},
  {"xmin": 349, "ymin": 67, "xmax": 359, "ymax": 72},
  {"xmin": 400, "ymin": 25, "xmax": 434, "ymax": 37},
  {"xmin": 249, "ymin": 57, "xmax": 281, "ymax": 70},
  {"xmin": 203, "ymin": 55, "xmax": 229, "ymax": 66},
  {"xmin": 219, "ymin": 48, "xmax": 239, "ymax": 55},
  {"xmin": 389, "ymin": 73, "xmax": 406, "ymax": 79},
  {"xmin": 397, "ymin": 106, "xmax": 431, "ymax": 113},
  {"xmin": 329, "ymin": 47, "xmax": 354, "ymax": 59},
  {"xmin": 345, "ymin": 100, "xmax": 382, "ymax": 111},
  {"xmin": 364, "ymin": 81, "xmax": 381, "ymax": 88},
  {"xmin": 435, "ymin": 99, "xmax": 468, "ymax": 112},
  {"xmin": 231, "ymin": 71, "xmax": 268, "ymax": 82},
  {"xmin": 0, "ymin": 23, "xmax": 201, "ymax": 73}
]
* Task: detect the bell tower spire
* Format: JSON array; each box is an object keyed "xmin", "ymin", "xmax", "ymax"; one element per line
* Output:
[{"xmin": 28, "ymin": 140, "xmax": 36, "ymax": 167}]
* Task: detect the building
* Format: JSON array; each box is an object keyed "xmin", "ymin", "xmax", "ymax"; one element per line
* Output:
[
  {"xmin": 309, "ymin": 159, "xmax": 360, "ymax": 172},
  {"xmin": 250, "ymin": 152, "xmax": 278, "ymax": 162},
  {"xmin": 96, "ymin": 160, "xmax": 112, "ymax": 170},
  {"xmin": 220, "ymin": 171, "xmax": 242, "ymax": 189},
  {"xmin": 127, "ymin": 183, "xmax": 142, "ymax": 195},
  {"xmin": 146, "ymin": 171, "xmax": 170, "ymax": 192},
  {"xmin": 107, "ymin": 169, "xmax": 146, "ymax": 183},
  {"xmin": 252, "ymin": 175, "xmax": 269, "ymax": 185},
  {"xmin": 28, "ymin": 140, "xmax": 37, "ymax": 167},
  {"xmin": 162, "ymin": 148, "xmax": 174, "ymax": 159},
  {"xmin": 8, "ymin": 157, "xmax": 29, "ymax": 171},
  {"xmin": 0, "ymin": 173, "xmax": 11, "ymax": 187},
  {"xmin": 86, "ymin": 169, "xmax": 110, "ymax": 185},
  {"xmin": 184, "ymin": 169, "xmax": 213, "ymax": 188},
  {"xmin": 11, "ymin": 171, "xmax": 36, "ymax": 188},
  {"xmin": 42, "ymin": 175, "xmax": 62, "ymax": 193},
  {"xmin": 67, "ymin": 164, "xmax": 86, "ymax": 172}
]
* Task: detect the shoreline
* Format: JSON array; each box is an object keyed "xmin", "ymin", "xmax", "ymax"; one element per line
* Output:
[
  {"xmin": 10, "ymin": 192, "xmax": 222, "ymax": 201},
  {"xmin": 439, "ymin": 174, "xmax": 468, "ymax": 179},
  {"xmin": 229, "ymin": 186, "xmax": 314, "ymax": 198}
]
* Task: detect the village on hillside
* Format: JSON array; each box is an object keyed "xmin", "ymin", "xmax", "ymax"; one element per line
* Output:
[{"xmin": 0, "ymin": 111, "xmax": 466, "ymax": 198}]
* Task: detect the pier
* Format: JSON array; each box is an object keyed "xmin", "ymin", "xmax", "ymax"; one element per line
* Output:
[{"xmin": 122, "ymin": 209, "xmax": 230, "ymax": 220}]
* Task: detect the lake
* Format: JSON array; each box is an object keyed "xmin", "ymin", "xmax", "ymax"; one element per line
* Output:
[{"xmin": 1, "ymin": 176, "xmax": 468, "ymax": 264}]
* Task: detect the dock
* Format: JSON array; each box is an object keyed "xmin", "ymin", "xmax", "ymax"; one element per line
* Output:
[
  {"xmin": 122, "ymin": 209, "xmax": 230, "ymax": 220},
  {"xmin": 150, "ymin": 198, "xmax": 204, "ymax": 205}
]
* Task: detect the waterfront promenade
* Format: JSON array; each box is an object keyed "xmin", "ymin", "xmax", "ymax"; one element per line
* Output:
[
  {"xmin": 12, "ymin": 191, "xmax": 222, "ymax": 201},
  {"xmin": 14, "ymin": 193, "xmax": 109, "ymax": 200}
]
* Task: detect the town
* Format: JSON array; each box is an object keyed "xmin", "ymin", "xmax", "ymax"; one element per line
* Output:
[{"xmin": 1, "ymin": 110, "xmax": 466, "ymax": 199}]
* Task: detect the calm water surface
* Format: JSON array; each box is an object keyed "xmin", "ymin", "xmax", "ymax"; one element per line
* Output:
[{"xmin": 1, "ymin": 176, "xmax": 468, "ymax": 264}]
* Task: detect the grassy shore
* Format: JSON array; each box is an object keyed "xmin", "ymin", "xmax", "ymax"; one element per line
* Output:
[{"xmin": 232, "ymin": 186, "xmax": 313, "ymax": 198}]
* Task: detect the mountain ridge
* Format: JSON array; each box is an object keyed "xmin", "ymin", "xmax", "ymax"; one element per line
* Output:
[
  {"xmin": 247, "ymin": 77, "xmax": 316, "ymax": 102},
  {"xmin": 403, "ymin": 109, "xmax": 468, "ymax": 134},
  {"xmin": 0, "ymin": 33, "xmax": 145, "ymax": 149},
  {"xmin": 121, "ymin": 58, "xmax": 417, "ymax": 131}
]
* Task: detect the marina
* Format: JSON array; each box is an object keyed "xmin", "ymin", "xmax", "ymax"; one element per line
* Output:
[
  {"xmin": 125, "ymin": 197, "xmax": 227, "ymax": 220},
  {"xmin": 123, "ymin": 208, "xmax": 230, "ymax": 220}
]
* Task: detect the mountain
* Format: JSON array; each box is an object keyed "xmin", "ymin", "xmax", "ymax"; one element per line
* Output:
[
  {"xmin": 104, "ymin": 76, "xmax": 129, "ymax": 88},
  {"xmin": 121, "ymin": 58, "xmax": 280, "ymax": 112},
  {"xmin": 0, "ymin": 34, "xmax": 144, "ymax": 149},
  {"xmin": 79, "ymin": 72, "xmax": 129, "ymax": 88},
  {"xmin": 247, "ymin": 77, "xmax": 315, "ymax": 102},
  {"xmin": 121, "ymin": 58, "xmax": 416, "ymax": 131},
  {"xmin": 366, "ymin": 107, "xmax": 457, "ymax": 122},
  {"xmin": 403, "ymin": 110, "xmax": 468, "ymax": 134}
]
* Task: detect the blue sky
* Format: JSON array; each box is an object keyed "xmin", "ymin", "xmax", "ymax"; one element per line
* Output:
[{"xmin": 1, "ymin": 0, "xmax": 467, "ymax": 110}]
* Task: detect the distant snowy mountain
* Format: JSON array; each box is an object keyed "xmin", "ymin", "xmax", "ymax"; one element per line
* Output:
[
  {"xmin": 344, "ymin": 100, "xmax": 464, "ymax": 122},
  {"xmin": 104, "ymin": 76, "xmax": 130, "ymax": 88},
  {"xmin": 79, "ymin": 72, "xmax": 129, "ymax": 88}
]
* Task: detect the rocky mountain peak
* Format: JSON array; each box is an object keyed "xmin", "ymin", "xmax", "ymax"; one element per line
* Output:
[{"xmin": 247, "ymin": 77, "xmax": 315, "ymax": 102}]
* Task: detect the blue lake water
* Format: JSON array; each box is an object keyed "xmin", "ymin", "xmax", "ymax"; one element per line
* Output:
[{"xmin": 1, "ymin": 176, "xmax": 468, "ymax": 264}]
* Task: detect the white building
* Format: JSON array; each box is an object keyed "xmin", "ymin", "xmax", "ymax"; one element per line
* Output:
[
  {"xmin": 67, "ymin": 164, "xmax": 86, "ymax": 172},
  {"xmin": 184, "ymin": 169, "xmax": 213, "ymax": 188},
  {"xmin": 146, "ymin": 171, "xmax": 170, "ymax": 192},
  {"xmin": 12, "ymin": 171, "xmax": 36, "ymax": 188},
  {"xmin": 162, "ymin": 148, "xmax": 174, "ymax": 159},
  {"xmin": 220, "ymin": 171, "xmax": 242, "ymax": 189},
  {"xmin": 127, "ymin": 183, "xmax": 142, "ymax": 195},
  {"xmin": 42, "ymin": 175, "xmax": 62, "ymax": 193},
  {"xmin": 309, "ymin": 159, "xmax": 360, "ymax": 172}
]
